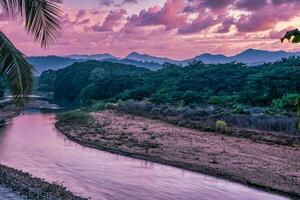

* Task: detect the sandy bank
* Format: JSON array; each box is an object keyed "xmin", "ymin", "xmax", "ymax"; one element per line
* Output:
[{"xmin": 56, "ymin": 110, "xmax": 300, "ymax": 199}]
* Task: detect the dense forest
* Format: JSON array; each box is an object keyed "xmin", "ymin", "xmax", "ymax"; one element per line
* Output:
[{"xmin": 37, "ymin": 57, "xmax": 300, "ymax": 114}]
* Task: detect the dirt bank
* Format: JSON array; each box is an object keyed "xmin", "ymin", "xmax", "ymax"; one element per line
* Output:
[
  {"xmin": 0, "ymin": 105, "xmax": 21, "ymax": 122},
  {"xmin": 56, "ymin": 110, "xmax": 300, "ymax": 199},
  {"xmin": 0, "ymin": 164, "xmax": 86, "ymax": 199}
]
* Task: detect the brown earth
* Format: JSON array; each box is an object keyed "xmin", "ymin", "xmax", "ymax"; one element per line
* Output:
[
  {"xmin": 56, "ymin": 110, "xmax": 300, "ymax": 199},
  {"xmin": 0, "ymin": 164, "xmax": 86, "ymax": 200}
]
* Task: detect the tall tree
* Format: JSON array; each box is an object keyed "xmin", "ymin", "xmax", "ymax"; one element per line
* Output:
[
  {"xmin": 282, "ymin": 28, "xmax": 300, "ymax": 118},
  {"xmin": 0, "ymin": 0, "xmax": 61, "ymax": 104}
]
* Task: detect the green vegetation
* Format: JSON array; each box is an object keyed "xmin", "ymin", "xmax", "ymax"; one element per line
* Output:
[
  {"xmin": 269, "ymin": 94, "xmax": 300, "ymax": 115},
  {"xmin": 38, "ymin": 57, "xmax": 300, "ymax": 115},
  {"xmin": 0, "ymin": 0, "xmax": 61, "ymax": 104},
  {"xmin": 56, "ymin": 111, "xmax": 93, "ymax": 125},
  {"xmin": 216, "ymin": 120, "xmax": 229, "ymax": 133},
  {"xmin": 38, "ymin": 61, "xmax": 149, "ymax": 106},
  {"xmin": 281, "ymin": 29, "xmax": 300, "ymax": 43}
]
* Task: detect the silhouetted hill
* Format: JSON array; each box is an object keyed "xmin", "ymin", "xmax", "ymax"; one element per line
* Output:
[
  {"xmin": 68, "ymin": 53, "xmax": 116, "ymax": 60},
  {"xmin": 28, "ymin": 56, "xmax": 79, "ymax": 74},
  {"xmin": 191, "ymin": 49, "xmax": 300, "ymax": 65},
  {"xmin": 29, "ymin": 49, "xmax": 300, "ymax": 74},
  {"xmin": 126, "ymin": 52, "xmax": 178, "ymax": 64}
]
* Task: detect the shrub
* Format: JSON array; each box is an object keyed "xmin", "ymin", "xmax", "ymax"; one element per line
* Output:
[
  {"xmin": 216, "ymin": 120, "xmax": 229, "ymax": 132},
  {"xmin": 90, "ymin": 101, "xmax": 110, "ymax": 111},
  {"xmin": 56, "ymin": 111, "xmax": 93, "ymax": 124},
  {"xmin": 233, "ymin": 104, "xmax": 247, "ymax": 114},
  {"xmin": 270, "ymin": 94, "xmax": 300, "ymax": 114},
  {"xmin": 223, "ymin": 114, "xmax": 298, "ymax": 135}
]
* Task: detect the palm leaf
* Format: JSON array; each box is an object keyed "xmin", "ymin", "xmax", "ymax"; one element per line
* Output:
[
  {"xmin": 1, "ymin": 0, "xmax": 62, "ymax": 47},
  {"xmin": 281, "ymin": 29, "xmax": 300, "ymax": 43},
  {"xmin": 0, "ymin": 31, "xmax": 33, "ymax": 105}
]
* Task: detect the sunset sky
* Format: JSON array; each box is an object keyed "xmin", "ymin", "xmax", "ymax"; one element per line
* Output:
[{"xmin": 1, "ymin": 0, "xmax": 300, "ymax": 59}]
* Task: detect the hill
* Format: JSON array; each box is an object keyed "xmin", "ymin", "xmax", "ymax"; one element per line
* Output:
[
  {"xmin": 30, "ymin": 49, "xmax": 300, "ymax": 74},
  {"xmin": 37, "ymin": 61, "xmax": 150, "ymax": 105},
  {"xmin": 28, "ymin": 56, "xmax": 79, "ymax": 74},
  {"xmin": 37, "ymin": 58, "xmax": 300, "ymax": 112}
]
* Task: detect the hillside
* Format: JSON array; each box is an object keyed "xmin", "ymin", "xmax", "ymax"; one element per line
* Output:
[
  {"xmin": 37, "ymin": 61, "xmax": 150, "ymax": 105},
  {"xmin": 37, "ymin": 58, "xmax": 300, "ymax": 114},
  {"xmin": 28, "ymin": 56, "xmax": 78, "ymax": 74}
]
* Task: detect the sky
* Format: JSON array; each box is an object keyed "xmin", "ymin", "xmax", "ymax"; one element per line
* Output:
[{"xmin": 1, "ymin": 0, "xmax": 300, "ymax": 59}]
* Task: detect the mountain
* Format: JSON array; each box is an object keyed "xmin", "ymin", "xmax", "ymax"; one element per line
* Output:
[
  {"xmin": 193, "ymin": 53, "xmax": 230, "ymax": 64},
  {"xmin": 192, "ymin": 49, "xmax": 300, "ymax": 65},
  {"xmin": 29, "ymin": 55, "xmax": 162, "ymax": 74},
  {"xmin": 68, "ymin": 53, "xmax": 116, "ymax": 60},
  {"xmin": 30, "ymin": 49, "xmax": 300, "ymax": 74},
  {"xmin": 126, "ymin": 52, "xmax": 179, "ymax": 64},
  {"xmin": 104, "ymin": 58, "xmax": 162, "ymax": 71},
  {"xmin": 28, "ymin": 56, "xmax": 79, "ymax": 74}
]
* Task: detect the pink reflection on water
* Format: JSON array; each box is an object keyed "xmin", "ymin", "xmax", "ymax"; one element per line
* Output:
[{"xmin": 0, "ymin": 110, "xmax": 290, "ymax": 200}]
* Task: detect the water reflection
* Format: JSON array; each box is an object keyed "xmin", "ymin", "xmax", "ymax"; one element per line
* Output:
[{"xmin": 0, "ymin": 110, "xmax": 289, "ymax": 200}]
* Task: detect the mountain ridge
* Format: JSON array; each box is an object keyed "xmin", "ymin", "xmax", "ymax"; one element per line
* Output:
[{"xmin": 29, "ymin": 49, "xmax": 300, "ymax": 74}]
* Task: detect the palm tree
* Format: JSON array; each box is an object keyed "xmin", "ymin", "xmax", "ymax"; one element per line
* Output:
[
  {"xmin": 0, "ymin": 0, "xmax": 62, "ymax": 105},
  {"xmin": 281, "ymin": 29, "xmax": 300, "ymax": 43},
  {"xmin": 282, "ymin": 28, "xmax": 300, "ymax": 133}
]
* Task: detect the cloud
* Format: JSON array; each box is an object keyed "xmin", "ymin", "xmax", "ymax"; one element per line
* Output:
[
  {"xmin": 125, "ymin": 0, "xmax": 186, "ymax": 30},
  {"xmin": 178, "ymin": 14, "xmax": 220, "ymax": 34},
  {"xmin": 216, "ymin": 17, "xmax": 235, "ymax": 33},
  {"xmin": 92, "ymin": 9, "xmax": 127, "ymax": 32},
  {"xmin": 98, "ymin": 0, "xmax": 139, "ymax": 6},
  {"xmin": 235, "ymin": 1, "xmax": 300, "ymax": 32},
  {"xmin": 234, "ymin": 0, "xmax": 267, "ymax": 11},
  {"xmin": 2, "ymin": 0, "xmax": 300, "ymax": 59}
]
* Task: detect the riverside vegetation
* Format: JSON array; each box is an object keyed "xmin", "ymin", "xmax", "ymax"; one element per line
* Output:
[
  {"xmin": 38, "ymin": 57, "xmax": 300, "ymax": 137},
  {"xmin": 49, "ymin": 56, "xmax": 300, "ymax": 198}
]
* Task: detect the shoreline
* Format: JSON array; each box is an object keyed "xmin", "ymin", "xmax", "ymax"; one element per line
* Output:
[
  {"xmin": 0, "ymin": 105, "xmax": 87, "ymax": 200},
  {"xmin": 56, "ymin": 110, "xmax": 300, "ymax": 199},
  {"xmin": 0, "ymin": 164, "xmax": 86, "ymax": 199},
  {"xmin": 57, "ymin": 131, "xmax": 296, "ymax": 199}
]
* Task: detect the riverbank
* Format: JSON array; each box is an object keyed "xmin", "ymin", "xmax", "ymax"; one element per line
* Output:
[
  {"xmin": 0, "ymin": 164, "xmax": 86, "ymax": 199},
  {"xmin": 56, "ymin": 110, "xmax": 300, "ymax": 199},
  {"xmin": 0, "ymin": 105, "xmax": 87, "ymax": 200},
  {"xmin": 0, "ymin": 105, "xmax": 21, "ymax": 123}
]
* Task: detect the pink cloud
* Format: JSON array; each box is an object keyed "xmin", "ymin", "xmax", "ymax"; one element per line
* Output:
[
  {"xmin": 178, "ymin": 14, "xmax": 220, "ymax": 34},
  {"xmin": 1, "ymin": 0, "xmax": 300, "ymax": 59},
  {"xmin": 236, "ymin": 2, "xmax": 300, "ymax": 33},
  {"xmin": 126, "ymin": 0, "xmax": 186, "ymax": 30},
  {"xmin": 92, "ymin": 9, "xmax": 127, "ymax": 32}
]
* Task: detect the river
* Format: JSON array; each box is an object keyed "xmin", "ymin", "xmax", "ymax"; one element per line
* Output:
[{"xmin": 0, "ymin": 109, "xmax": 290, "ymax": 200}]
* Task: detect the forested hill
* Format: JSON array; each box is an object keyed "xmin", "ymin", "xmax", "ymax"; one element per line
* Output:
[
  {"xmin": 37, "ymin": 61, "xmax": 150, "ymax": 105},
  {"xmin": 37, "ymin": 58, "xmax": 300, "ymax": 113}
]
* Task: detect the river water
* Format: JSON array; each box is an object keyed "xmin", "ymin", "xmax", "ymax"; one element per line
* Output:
[{"xmin": 0, "ymin": 110, "xmax": 289, "ymax": 200}]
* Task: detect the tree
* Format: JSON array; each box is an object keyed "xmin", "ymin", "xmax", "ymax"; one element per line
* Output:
[
  {"xmin": 0, "ymin": 0, "xmax": 61, "ymax": 104},
  {"xmin": 282, "ymin": 29, "xmax": 300, "ymax": 133},
  {"xmin": 281, "ymin": 29, "xmax": 300, "ymax": 43}
]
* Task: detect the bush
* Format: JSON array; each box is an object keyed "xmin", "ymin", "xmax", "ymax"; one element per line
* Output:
[
  {"xmin": 216, "ymin": 120, "xmax": 229, "ymax": 132},
  {"xmin": 56, "ymin": 111, "xmax": 93, "ymax": 124},
  {"xmin": 270, "ymin": 94, "xmax": 300, "ymax": 114},
  {"xmin": 90, "ymin": 101, "xmax": 111, "ymax": 111},
  {"xmin": 223, "ymin": 114, "xmax": 298, "ymax": 135}
]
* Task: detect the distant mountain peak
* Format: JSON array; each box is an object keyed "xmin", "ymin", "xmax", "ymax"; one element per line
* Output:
[{"xmin": 127, "ymin": 52, "xmax": 141, "ymax": 56}]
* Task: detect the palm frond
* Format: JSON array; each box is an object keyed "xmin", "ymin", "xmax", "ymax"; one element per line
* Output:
[
  {"xmin": 281, "ymin": 29, "xmax": 300, "ymax": 43},
  {"xmin": 1, "ymin": 0, "xmax": 62, "ymax": 47},
  {"xmin": 0, "ymin": 31, "xmax": 33, "ymax": 105}
]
